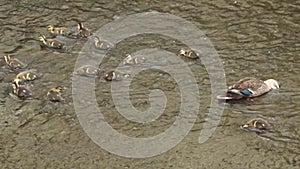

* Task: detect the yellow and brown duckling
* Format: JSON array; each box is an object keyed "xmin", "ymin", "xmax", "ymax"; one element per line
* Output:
[
  {"xmin": 39, "ymin": 35, "xmax": 65, "ymax": 49},
  {"xmin": 123, "ymin": 54, "xmax": 146, "ymax": 65},
  {"xmin": 16, "ymin": 69, "xmax": 41, "ymax": 82},
  {"xmin": 12, "ymin": 78, "xmax": 32, "ymax": 99},
  {"xmin": 104, "ymin": 71, "xmax": 130, "ymax": 81},
  {"xmin": 73, "ymin": 65, "xmax": 100, "ymax": 77},
  {"xmin": 2, "ymin": 55, "xmax": 27, "ymax": 69},
  {"xmin": 240, "ymin": 118, "xmax": 272, "ymax": 133},
  {"xmin": 47, "ymin": 86, "xmax": 64, "ymax": 102},
  {"xmin": 47, "ymin": 25, "xmax": 73, "ymax": 36},
  {"xmin": 178, "ymin": 49, "xmax": 200, "ymax": 59},
  {"xmin": 77, "ymin": 22, "xmax": 93, "ymax": 38},
  {"xmin": 93, "ymin": 36, "xmax": 113, "ymax": 50}
]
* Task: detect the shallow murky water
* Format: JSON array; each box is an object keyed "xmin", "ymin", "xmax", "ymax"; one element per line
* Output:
[{"xmin": 0, "ymin": 1, "xmax": 299, "ymax": 169}]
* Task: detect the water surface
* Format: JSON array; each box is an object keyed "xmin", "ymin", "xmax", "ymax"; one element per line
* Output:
[{"xmin": 0, "ymin": 1, "xmax": 299, "ymax": 168}]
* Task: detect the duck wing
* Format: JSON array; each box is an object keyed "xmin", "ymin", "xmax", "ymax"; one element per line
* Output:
[
  {"xmin": 230, "ymin": 77, "xmax": 261, "ymax": 89},
  {"xmin": 230, "ymin": 77, "xmax": 270, "ymax": 97}
]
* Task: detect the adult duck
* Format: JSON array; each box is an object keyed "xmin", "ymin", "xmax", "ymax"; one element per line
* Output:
[{"xmin": 217, "ymin": 77, "xmax": 279, "ymax": 100}]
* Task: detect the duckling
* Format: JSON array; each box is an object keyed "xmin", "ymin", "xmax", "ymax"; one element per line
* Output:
[
  {"xmin": 2, "ymin": 55, "xmax": 27, "ymax": 69},
  {"xmin": 93, "ymin": 36, "xmax": 113, "ymax": 50},
  {"xmin": 73, "ymin": 65, "xmax": 99, "ymax": 77},
  {"xmin": 39, "ymin": 35, "xmax": 65, "ymax": 49},
  {"xmin": 123, "ymin": 54, "xmax": 146, "ymax": 65},
  {"xmin": 47, "ymin": 86, "xmax": 64, "ymax": 102},
  {"xmin": 240, "ymin": 118, "xmax": 271, "ymax": 133},
  {"xmin": 16, "ymin": 69, "xmax": 41, "ymax": 81},
  {"xmin": 104, "ymin": 71, "xmax": 130, "ymax": 81},
  {"xmin": 47, "ymin": 25, "xmax": 73, "ymax": 36},
  {"xmin": 178, "ymin": 49, "xmax": 200, "ymax": 59},
  {"xmin": 12, "ymin": 79, "xmax": 32, "ymax": 99},
  {"xmin": 77, "ymin": 22, "xmax": 93, "ymax": 38}
]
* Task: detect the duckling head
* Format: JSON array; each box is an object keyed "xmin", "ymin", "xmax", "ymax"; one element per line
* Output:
[
  {"xmin": 18, "ymin": 87, "xmax": 32, "ymax": 98},
  {"xmin": 12, "ymin": 82, "xmax": 18, "ymax": 93},
  {"xmin": 3, "ymin": 55, "xmax": 11, "ymax": 63},
  {"xmin": 94, "ymin": 36, "xmax": 100, "ymax": 43},
  {"xmin": 54, "ymin": 86, "xmax": 63, "ymax": 92},
  {"xmin": 38, "ymin": 35, "xmax": 46, "ymax": 42},
  {"xmin": 125, "ymin": 54, "xmax": 132, "ymax": 59},
  {"xmin": 13, "ymin": 78, "xmax": 23, "ymax": 87},
  {"xmin": 47, "ymin": 25, "xmax": 54, "ymax": 31},
  {"xmin": 264, "ymin": 79, "xmax": 280, "ymax": 89},
  {"xmin": 178, "ymin": 49, "xmax": 186, "ymax": 56},
  {"xmin": 124, "ymin": 54, "xmax": 132, "ymax": 62}
]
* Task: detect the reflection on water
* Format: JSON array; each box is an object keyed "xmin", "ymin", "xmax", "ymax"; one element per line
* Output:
[{"xmin": 0, "ymin": 0, "xmax": 299, "ymax": 168}]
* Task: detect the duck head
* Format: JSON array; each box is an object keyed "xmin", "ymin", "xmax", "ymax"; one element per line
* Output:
[{"xmin": 264, "ymin": 79, "xmax": 280, "ymax": 89}]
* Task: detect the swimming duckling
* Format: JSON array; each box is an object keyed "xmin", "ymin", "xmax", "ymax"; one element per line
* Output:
[
  {"xmin": 240, "ymin": 118, "xmax": 271, "ymax": 133},
  {"xmin": 2, "ymin": 55, "xmax": 27, "ymax": 69},
  {"xmin": 178, "ymin": 49, "xmax": 200, "ymax": 59},
  {"xmin": 16, "ymin": 69, "xmax": 41, "ymax": 81},
  {"xmin": 12, "ymin": 79, "xmax": 32, "ymax": 99},
  {"xmin": 104, "ymin": 71, "xmax": 130, "ymax": 81},
  {"xmin": 73, "ymin": 65, "xmax": 99, "ymax": 77},
  {"xmin": 47, "ymin": 25, "xmax": 73, "ymax": 36},
  {"xmin": 123, "ymin": 54, "xmax": 146, "ymax": 65},
  {"xmin": 77, "ymin": 22, "xmax": 93, "ymax": 38},
  {"xmin": 93, "ymin": 36, "xmax": 113, "ymax": 50},
  {"xmin": 39, "ymin": 35, "xmax": 65, "ymax": 49},
  {"xmin": 217, "ymin": 77, "xmax": 280, "ymax": 100},
  {"xmin": 47, "ymin": 86, "xmax": 64, "ymax": 102}
]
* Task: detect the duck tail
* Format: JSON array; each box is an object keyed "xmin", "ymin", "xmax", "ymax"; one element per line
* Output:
[{"xmin": 217, "ymin": 90, "xmax": 245, "ymax": 100}]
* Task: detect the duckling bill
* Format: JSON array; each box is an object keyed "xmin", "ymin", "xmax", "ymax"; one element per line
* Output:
[
  {"xmin": 39, "ymin": 35, "xmax": 65, "ymax": 49},
  {"xmin": 47, "ymin": 86, "xmax": 64, "ymax": 102}
]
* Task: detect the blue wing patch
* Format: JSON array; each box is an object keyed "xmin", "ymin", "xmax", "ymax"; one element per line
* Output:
[{"xmin": 240, "ymin": 89, "xmax": 253, "ymax": 96}]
